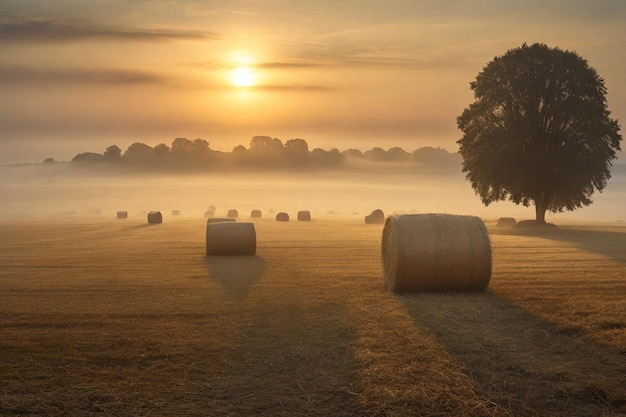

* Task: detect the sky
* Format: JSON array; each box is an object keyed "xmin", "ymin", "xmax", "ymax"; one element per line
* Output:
[{"xmin": 1, "ymin": 0, "xmax": 625, "ymax": 163}]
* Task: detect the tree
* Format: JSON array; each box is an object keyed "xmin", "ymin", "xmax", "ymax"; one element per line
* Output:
[
  {"xmin": 72, "ymin": 152, "xmax": 104, "ymax": 163},
  {"xmin": 104, "ymin": 145, "xmax": 122, "ymax": 160},
  {"xmin": 284, "ymin": 138, "xmax": 309, "ymax": 165},
  {"xmin": 123, "ymin": 142, "xmax": 155, "ymax": 164},
  {"xmin": 457, "ymin": 43, "xmax": 621, "ymax": 224},
  {"xmin": 363, "ymin": 147, "xmax": 387, "ymax": 162},
  {"xmin": 154, "ymin": 143, "xmax": 170, "ymax": 158}
]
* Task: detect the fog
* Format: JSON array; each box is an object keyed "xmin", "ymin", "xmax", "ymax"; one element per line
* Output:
[{"xmin": 1, "ymin": 163, "xmax": 625, "ymax": 224}]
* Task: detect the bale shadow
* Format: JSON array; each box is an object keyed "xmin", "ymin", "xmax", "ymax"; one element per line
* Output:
[
  {"xmin": 122, "ymin": 223, "xmax": 157, "ymax": 231},
  {"xmin": 490, "ymin": 226, "xmax": 626, "ymax": 263},
  {"xmin": 401, "ymin": 291, "xmax": 626, "ymax": 416},
  {"xmin": 204, "ymin": 255, "xmax": 266, "ymax": 301}
]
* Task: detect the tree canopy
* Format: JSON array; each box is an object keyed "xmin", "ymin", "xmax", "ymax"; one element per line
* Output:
[{"xmin": 457, "ymin": 43, "xmax": 622, "ymax": 224}]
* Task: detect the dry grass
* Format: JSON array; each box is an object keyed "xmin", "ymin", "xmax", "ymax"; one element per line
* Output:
[{"xmin": 0, "ymin": 218, "xmax": 624, "ymax": 416}]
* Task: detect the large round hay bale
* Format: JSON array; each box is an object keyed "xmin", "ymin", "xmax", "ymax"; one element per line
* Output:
[
  {"xmin": 147, "ymin": 211, "xmax": 163, "ymax": 224},
  {"xmin": 116, "ymin": 211, "xmax": 128, "ymax": 220},
  {"xmin": 276, "ymin": 212, "xmax": 289, "ymax": 222},
  {"xmin": 207, "ymin": 218, "xmax": 236, "ymax": 224},
  {"xmin": 204, "ymin": 209, "xmax": 215, "ymax": 218},
  {"xmin": 496, "ymin": 217, "xmax": 516, "ymax": 227},
  {"xmin": 171, "ymin": 210, "xmax": 181, "ymax": 216},
  {"xmin": 206, "ymin": 222, "xmax": 256, "ymax": 255},
  {"xmin": 365, "ymin": 209, "xmax": 385, "ymax": 224},
  {"xmin": 381, "ymin": 214, "xmax": 491, "ymax": 292},
  {"xmin": 250, "ymin": 210, "xmax": 262, "ymax": 219},
  {"xmin": 297, "ymin": 210, "xmax": 311, "ymax": 221},
  {"xmin": 227, "ymin": 209, "xmax": 239, "ymax": 219}
]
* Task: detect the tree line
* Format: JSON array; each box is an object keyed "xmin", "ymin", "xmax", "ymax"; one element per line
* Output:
[{"xmin": 68, "ymin": 136, "xmax": 460, "ymax": 171}]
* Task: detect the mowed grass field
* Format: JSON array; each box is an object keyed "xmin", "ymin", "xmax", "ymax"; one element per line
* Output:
[{"xmin": 0, "ymin": 216, "xmax": 624, "ymax": 416}]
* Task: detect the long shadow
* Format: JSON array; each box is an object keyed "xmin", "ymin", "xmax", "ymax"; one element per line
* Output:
[
  {"xmin": 490, "ymin": 226, "xmax": 626, "ymax": 263},
  {"xmin": 122, "ymin": 223, "xmax": 157, "ymax": 231},
  {"xmin": 204, "ymin": 255, "xmax": 266, "ymax": 301},
  {"xmin": 401, "ymin": 291, "xmax": 626, "ymax": 416}
]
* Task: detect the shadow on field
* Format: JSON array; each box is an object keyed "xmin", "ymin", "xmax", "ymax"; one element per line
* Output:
[
  {"xmin": 490, "ymin": 226, "xmax": 626, "ymax": 263},
  {"xmin": 204, "ymin": 256, "xmax": 266, "ymax": 301},
  {"xmin": 122, "ymin": 223, "xmax": 156, "ymax": 231},
  {"xmin": 401, "ymin": 291, "xmax": 626, "ymax": 416}
]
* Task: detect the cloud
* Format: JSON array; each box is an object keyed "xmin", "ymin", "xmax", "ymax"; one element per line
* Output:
[
  {"xmin": 250, "ymin": 84, "xmax": 335, "ymax": 92},
  {"xmin": 0, "ymin": 18, "xmax": 216, "ymax": 43},
  {"xmin": 0, "ymin": 66, "xmax": 167, "ymax": 85}
]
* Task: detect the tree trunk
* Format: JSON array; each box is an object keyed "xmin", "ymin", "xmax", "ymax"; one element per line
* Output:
[{"xmin": 534, "ymin": 202, "xmax": 547, "ymax": 225}]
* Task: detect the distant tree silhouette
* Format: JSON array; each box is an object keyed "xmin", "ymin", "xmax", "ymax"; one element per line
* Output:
[
  {"xmin": 249, "ymin": 136, "xmax": 285, "ymax": 165},
  {"xmin": 284, "ymin": 138, "xmax": 309, "ymax": 165},
  {"xmin": 154, "ymin": 143, "xmax": 170, "ymax": 159},
  {"xmin": 386, "ymin": 147, "xmax": 410, "ymax": 162},
  {"xmin": 43, "ymin": 157, "xmax": 55, "ymax": 164},
  {"xmin": 342, "ymin": 148, "xmax": 363, "ymax": 159},
  {"xmin": 412, "ymin": 146, "xmax": 459, "ymax": 167},
  {"xmin": 123, "ymin": 142, "xmax": 155, "ymax": 164},
  {"xmin": 310, "ymin": 148, "xmax": 344, "ymax": 166},
  {"xmin": 363, "ymin": 147, "xmax": 387, "ymax": 162},
  {"xmin": 104, "ymin": 145, "xmax": 122, "ymax": 160},
  {"xmin": 72, "ymin": 152, "xmax": 105, "ymax": 163}
]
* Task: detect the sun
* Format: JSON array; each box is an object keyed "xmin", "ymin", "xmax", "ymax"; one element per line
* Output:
[{"xmin": 230, "ymin": 66, "xmax": 256, "ymax": 87}]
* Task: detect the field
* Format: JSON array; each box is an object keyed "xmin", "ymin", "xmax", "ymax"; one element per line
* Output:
[{"xmin": 0, "ymin": 215, "xmax": 624, "ymax": 416}]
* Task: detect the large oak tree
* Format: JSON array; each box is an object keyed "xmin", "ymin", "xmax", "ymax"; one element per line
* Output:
[{"xmin": 457, "ymin": 43, "xmax": 621, "ymax": 224}]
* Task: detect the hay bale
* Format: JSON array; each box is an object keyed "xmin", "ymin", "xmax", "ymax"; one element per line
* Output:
[
  {"xmin": 147, "ymin": 211, "xmax": 163, "ymax": 224},
  {"xmin": 171, "ymin": 210, "xmax": 181, "ymax": 216},
  {"xmin": 365, "ymin": 209, "xmax": 385, "ymax": 224},
  {"xmin": 297, "ymin": 210, "xmax": 311, "ymax": 221},
  {"xmin": 204, "ymin": 209, "xmax": 215, "ymax": 218},
  {"xmin": 227, "ymin": 209, "xmax": 239, "ymax": 218},
  {"xmin": 116, "ymin": 211, "xmax": 128, "ymax": 220},
  {"xmin": 250, "ymin": 210, "xmax": 262, "ymax": 219},
  {"xmin": 381, "ymin": 213, "xmax": 491, "ymax": 292},
  {"xmin": 206, "ymin": 222, "xmax": 256, "ymax": 255},
  {"xmin": 496, "ymin": 217, "xmax": 516, "ymax": 227},
  {"xmin": 207, "ymin": 218, "xmax": 236, "ymax": 224},
  {"xmin": 276, "ymin": 212, "xmax": 290, "ymax": 222}
]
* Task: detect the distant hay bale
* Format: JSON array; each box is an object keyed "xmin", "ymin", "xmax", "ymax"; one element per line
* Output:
[
  {"xmin": 147, "ymin": 211, "xmax": 163, "ymax": 224},
  {"xmin": 116, "ymin": 211, "xmax": 128, "ymax": 220},
  {"xmin": 496, "ymin": 217, "xmax": 516, "ymax": 227},
  {"xmin": 381, "ymin": 214, "xmax": 492, "ymax": 292},
  {"xmin": 365, "ymin": 209, "xmax": 385, "ymax": 224},
  {"xmin": 297, "ymin": 210, "xmax": 311, "ymax": 221},
  {"xmin": 250, "ymin": 210, "xmax": 262, "ymax": 219},
  {"xmin": 204, "ymin": 209, "xmax": 215, "ymax": 218},
  {"xmin": 207, "ymin": 218, "xmax": 236, "ymax": 224},
  {"xmin": 206, "ymin": 222, "xmax": 256, "ymax": 255},
  {"xmin": 276, "ymin": 212, "xmax": 290, "ymax": 222},
  {"xmin": 171, "ymin": 210, "xmax": 181, "ymax": 216},
  {"xmin": 227, "ymin": 209, "xmax": 239, "ymax": 219}
]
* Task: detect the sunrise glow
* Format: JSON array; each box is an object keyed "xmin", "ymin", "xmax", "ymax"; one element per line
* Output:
[{"xmin": 230, "ymin": 67, "xmax": 256, "ymax": 87}]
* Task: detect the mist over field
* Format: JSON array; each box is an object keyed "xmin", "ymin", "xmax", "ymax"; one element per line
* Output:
[{"xmin": 2, "ymin": 161, "xmax": 625, "ymax": 224}]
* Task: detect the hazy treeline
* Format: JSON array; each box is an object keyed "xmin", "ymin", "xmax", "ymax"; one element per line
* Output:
[{"xmin": 62, "ymin": 136, "xmax": 460, "ymax": 172}]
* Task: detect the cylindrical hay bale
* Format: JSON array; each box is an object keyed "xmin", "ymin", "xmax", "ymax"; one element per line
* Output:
[
  {"xmin": 117, "ymin": 211, "xmax": 128, "ymax": 220},
  {"xmin": 172, "ymin": 210, "xmax": 181, "ymax": 216},
  {"xmin": 297, "ymin": 210, "xmax": 311, "ymax": 221},
  {"xmin": 206, "ymin": 222, "xmax": 256, "ymax": 255},
  {"xmin": 365, "ymin": 209, "xmax": 385, "ymax": 224},
  {"xmin": 250, "ymin": 210, "xmax": 262, "ymax": 219},
  {"xmin": 496, "ymin": 217, "xmax": 517, "ymax": 227},
  {"xmin": 227, "ymin": 209, "xmax": 239, "ymax": 218},
  {"xmin": 207, "ymin": 218, "xmax": 236, "ymax": 224},
  {"xmin": 204, "ymin": 210, "xmax": 215, "ymax": 218},
  {"xmin": 382, "ymin": 214, "xmax": 492, "ymax": 292},
  {"xmin": 276, "ymin": 212, "xmax": 290, "ymax": 222},
  {"xmin": 147, "ymin": 211, "xmax": 163, "ymax": 224}
]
